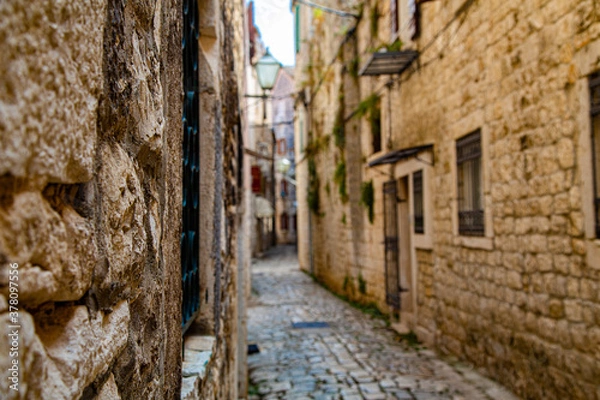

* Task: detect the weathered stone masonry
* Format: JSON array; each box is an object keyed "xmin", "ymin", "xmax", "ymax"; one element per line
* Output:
[
  {"xmin": 295, "ymin": 1, "xmax": 600, "ymax": 399},
  {"xmin": 0, "ymin": 0, "xmax": 246, "ymax": 399}
]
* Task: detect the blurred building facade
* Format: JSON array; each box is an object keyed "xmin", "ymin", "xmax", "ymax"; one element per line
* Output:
[
  {"xmin": 294, "ymin": 0, "xmax": 600, "ymax": 399},
  {"xmin": 273, "ymin": 67, "xmax": 298, "ymax": 245},
  {"xmin": 246, "ymin": 1, "xmax": 276, "ymax": 256}
]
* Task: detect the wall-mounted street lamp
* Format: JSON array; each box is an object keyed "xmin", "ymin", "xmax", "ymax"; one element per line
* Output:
[
  {"xmin": 245, "ymin": 49, "xmax": 282, "ymax": 248},
  {"xmin": 249, "ymin": 48, "xmax": 281, "ymax": 120},
  {"xmin": 255, "ymin": 49, "xmax": 281, "ymax": 92}
]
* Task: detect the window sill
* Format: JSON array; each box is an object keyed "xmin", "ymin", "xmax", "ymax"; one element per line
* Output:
[
  {"xmin": 456, "ymin": 235, "xmax": 493, "ymax": 250},
  {"xmin": 181, "ymin": 335, "xmax": 216, "ymax": 400},
  {"xmin": 413, "ymin": 233, "xmax": 432, "ymax": 249}
]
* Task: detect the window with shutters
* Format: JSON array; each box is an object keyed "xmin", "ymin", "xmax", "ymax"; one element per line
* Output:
[
  {"xmin": 391, "ymin": 0, "xmax": 421, "ymax": 41},
  {"xmin": 413, "ymin": 170, "xmax": 424, "ymax": 234},
  {"xmin": 456, "ymin": 130, "xmax": 484, "ymax": 236}
]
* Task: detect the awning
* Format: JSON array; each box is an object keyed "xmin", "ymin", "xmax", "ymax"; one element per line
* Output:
[
  {"xmin": 368, "ymin": 144, "xmax": 433, "ymax": 167},
  {"xmin": 254, "ymin": 196, "xmax": 274, "ymax": 218},
  {"xmin": 359, "ymin": 50, "xmax": 419, "ymax": 76}
]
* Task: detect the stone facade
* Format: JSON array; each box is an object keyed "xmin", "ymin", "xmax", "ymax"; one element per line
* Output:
[
  {"xmin": 0, "ymin": 0, "xmax": 247, "ymax": 399},
  {"xmin": 246, "ymin": 1, "xmax": 277, "ymax": 257},
  {"xmin": 294, "ymin": 1, "xmax": 600, "ymax": 399},
  {"xmin": 272, "ymin": 68, "xmax": 297, "ymax": 245}
]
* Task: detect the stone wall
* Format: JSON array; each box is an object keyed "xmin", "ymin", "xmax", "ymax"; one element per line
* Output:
[
  {"xmin": 294, "ymin": 0, "xmax": 600, "ymax": 399},
  {"xmin": 0, "ymin": 1, "xmax": 182, "ymax": 397},
  {"xmin": 194, "ymin": 0, "xmax": 246, "ymax": 397},
  {"xmin": 406, "ymin": 1, "xmax": 600, "ymax": 399},
  {"xmin": 0, "ymin": 0, "xmax": 246, "ymax": 398},
  {"xmin": 294, "ymin": 0, "xmax": 389, "ymax": 308}
]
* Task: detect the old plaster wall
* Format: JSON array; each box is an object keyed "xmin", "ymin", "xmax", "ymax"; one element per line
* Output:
[{"xmin": 0, "ymin": 0, "xmax": 183, "ymax": 398}]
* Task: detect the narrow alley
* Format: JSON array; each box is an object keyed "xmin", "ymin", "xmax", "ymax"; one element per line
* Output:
[{"xmin": 247, "ymin": 246, "xmax": 518, "ymax": 400}]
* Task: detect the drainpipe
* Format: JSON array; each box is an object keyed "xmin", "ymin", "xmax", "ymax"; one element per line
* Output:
[{"xmin": 271, "ymin": 128, "xmax": 277, "ymax": 247}]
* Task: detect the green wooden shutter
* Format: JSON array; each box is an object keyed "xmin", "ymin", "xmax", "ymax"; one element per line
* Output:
[{"xmin": 295, "ymin": 5, "xmax": 300, "ymax": 54}]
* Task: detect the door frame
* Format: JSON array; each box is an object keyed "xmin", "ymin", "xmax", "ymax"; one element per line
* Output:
[{"xmin": 390, "ymin": 151, "xmax": 434, "ymax": 329}]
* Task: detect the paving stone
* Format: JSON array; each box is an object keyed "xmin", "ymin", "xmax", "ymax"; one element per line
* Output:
[
  {"xmin": 313, "ymin": 394, "xmax": 337, "ymax": 400},
  {"xmin": 359, "ymin": 382, "xmax": 383, "ymax": 394},
  {"xmin": 341, "ymin": 395, "xmax": 363, "ymax": 400},
  {"xmin": 387, "ymin": 389, "xmax": 413, "ymax": 399},
  {"xmin": 269, "ymin": 381, "xmax": 291, "ymax": 393},
  {"xmin": 340, "ymin": 388, "xmax": 361, "ymax": 396},
  {"xmin": 378, "ymin": 379, "xmax": 397, "ymax": 389},
  {"xmin": 395, "ymin": 376, "xmax": 419, "ymax": 389},
  {"xmin": 247, "ymin": 246, "xmax": 518, "ymax": 400}
]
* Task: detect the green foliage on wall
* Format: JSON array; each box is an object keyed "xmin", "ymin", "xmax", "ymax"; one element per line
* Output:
[
  {"xmin": 369, "ymin": 4, "xmax": 379, "ymax": 39},
  {"xmin": 358, "ymin": 272, "xmax": 367, "ymax": 294},
  {"xmin": 307, "ymin": 157, "xmax": 320, "ymax": 215},
  {"xmin": 333, "ymin": 161, "xmax": 349, "ymax": 203},
  {"xmin": 341, "ymin": 213, "xmax": 347, "ymax": 225},
  {"xmin": 348, "ymin": 56, "xmax": 360, "ymax": 79},
  {"xmin": 342, "ymin": 275, "xmax": 354, "ymax": 294},
  {"xmin": 355, "ymin": 93, "xmax": 380, "ymax": 119},
  {"xmin": 304, "ymin": 134, "xmax": 330, "ymax": 157},
  {"xmin": 332, "ymin": 90, "xmax": 345, "ymax": 149},
  {"xmin": 386, "ymin": 38, "xmax": 402, "ymax": 52},
  {"xmin": 307, "ymin": 270, "xmax": 389, "ymax": 324},
  {"xmin": 360, "ymin": 180, "xmax": 375, "ymax": 223}
]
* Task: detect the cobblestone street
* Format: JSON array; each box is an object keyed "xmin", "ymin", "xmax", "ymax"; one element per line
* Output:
[{"xmin": 247, "ymin": 246, "xmax": 518, "ymax": 400}]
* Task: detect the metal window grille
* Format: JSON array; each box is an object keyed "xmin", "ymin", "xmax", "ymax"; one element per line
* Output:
[
  {"xmin": 181, "ymin": 0, "xmax": 200, "ymax": 333},
  {"xmin": 413, "ymin": 170, "xmax": 424, "ymax": 234},
  {"xmin": 383, "ymin": 180, "xmax": 400, "ymax": 309},
  {"xmin": 456, "ymin": 130, "xmax": 484, "ymax": 236},
  {"xmin": 590, "ymin": 73, "xmax": 600, "ymax": 237}
]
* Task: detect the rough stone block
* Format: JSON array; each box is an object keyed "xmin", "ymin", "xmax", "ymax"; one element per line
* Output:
[
  {"xmin": 0, "ymin": 191, "xmax": 95, "ymax": 306},
  {"xmin": 556, "ymin": 138, "xmax": 575, "ymax": 169},
  {"xmin": 0, "ymin": 0, "xmax": 107, "ymax": 183},
  {"xmin": 95, "ymin": 143, "xmax": 146, "ymax": 306},
  {"xmin": 96, "ymin": 373, "xmax": 121, "ymax": 400},
  {"xmin": 0, "ymin": 301, "xmax": 129, "ymax": 399}
]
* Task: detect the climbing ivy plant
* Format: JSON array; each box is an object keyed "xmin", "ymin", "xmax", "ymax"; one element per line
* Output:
[
  {"xmin": 369, "ymin": 3, "xmax": 379, "ymax": 39},
  {"xmin": 355, "ymin": 93, "xmax": 380, "ymax": 119},
  {"xmin": 330, "ymin": 83, "xmax": 349, "ymax": 204},
  {"xmin": 360, "ymin": 180, "xmax": 375, "ymax": 224},
  {"xmin": 307, "ymin": 157, "xmax": 320, "ymax": 215},
  {"xmin": 333, "ymin": 161, "xmax": 349, "ymax": 203}
]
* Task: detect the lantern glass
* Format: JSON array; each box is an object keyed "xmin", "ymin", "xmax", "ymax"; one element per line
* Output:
[{"xmin": 255, "ymin": 49, "xmax": 281, "ymax": 90}]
